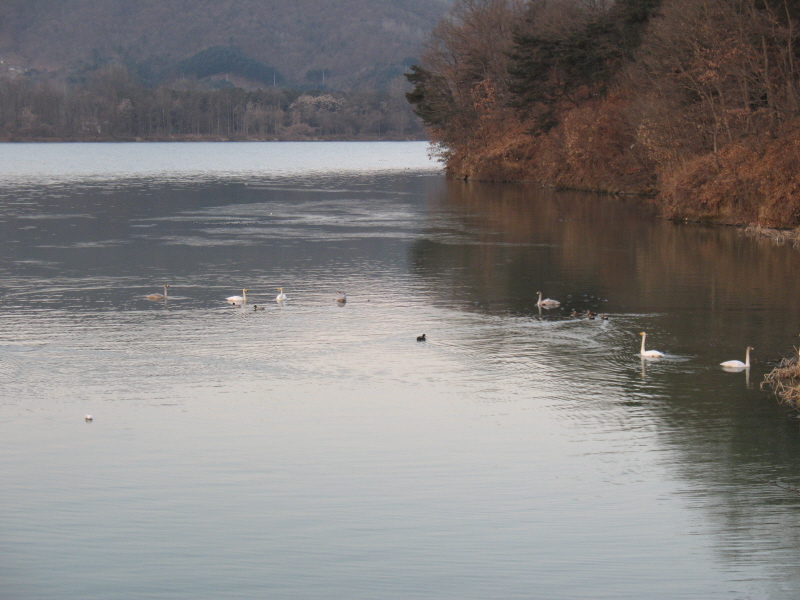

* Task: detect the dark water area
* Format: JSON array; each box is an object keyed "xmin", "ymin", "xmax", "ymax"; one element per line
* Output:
[{"xmin": 1, "ymin": 143, "xmax": 800, "ymax": 600}]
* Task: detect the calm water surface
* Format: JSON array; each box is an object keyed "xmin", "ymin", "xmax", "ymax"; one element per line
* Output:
[{"xmin": 2, "ymin": 142, "xmax": 800, "ymax": 599}]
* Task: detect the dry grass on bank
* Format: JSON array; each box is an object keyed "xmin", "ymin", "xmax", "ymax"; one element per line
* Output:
[
  {"xmin": 442, "ymin": 92, "xmax": 800, "ymax": 230},
  {"xmin": 740, "ymin": 225, "xmax": 800, "ymax": 248},
  {"xmin": 763, "ymin": 355, "xmax": 800, "ymax": 409},
  {"xmin": 661, "ymin": 124, "xmax": 800, "ymax": 228},
  {"xmin": 447, "ymin": 95, "xmax": 656, "ymax": 194}
]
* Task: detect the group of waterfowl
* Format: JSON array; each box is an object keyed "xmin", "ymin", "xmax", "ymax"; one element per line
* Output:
[
  {"xmin": 225, "ymin": 287, "xmax": 289, "ymax": 305},
  {"xmin": 639, "ymin": 332, "xmax": 752, "ymax": 369},
  {"xmin": 570, "ymin": 309, "xmax": 607, "ymax": 320},
  {"xmin": 539, "ymin": 292, "xmax": 610, "ymax": 321},
  {"xmin": 146, "ymin": 284, "xmax": 300, "ymax": 308},
  {"xmin": 146, "ymin": 284, "xmax": 350, "ymax": 310},
  {"xmin": 146, "ymin": 283, "xmax": 753, "ymax": 369},
  {"xmin": 538, "ymin": 290, "xmax": 754, "ymax": 370}
]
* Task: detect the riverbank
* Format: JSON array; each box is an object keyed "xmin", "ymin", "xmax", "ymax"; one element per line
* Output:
[
  {"xmin": 437, "ymin": 100, "xmax": 800, "ymax": 229},
  {"xmin": 0, "ymin": 133, "xmax": 429, "ymax": 143},
  {"xmin": 764, "ymin": 357, "xmax": 800, "ymax": 410},
  {"xmin": 439, "ymin": 96, "xmax": 657, "ymax": 196}
]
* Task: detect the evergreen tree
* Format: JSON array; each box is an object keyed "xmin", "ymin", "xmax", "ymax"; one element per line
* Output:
[
  {"xmin": 508, "ymin": 0, "xmax": 662, "ymax": 131},
  {"xmin": 404, "ymin": 64, "xmax": 455, "ymax": 131}
]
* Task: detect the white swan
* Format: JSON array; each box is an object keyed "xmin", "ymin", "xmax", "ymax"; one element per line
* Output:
[
  {"xmin": 336, "ymin": 290, "xmax": 347, "ymax": 303},
  {"xmin": 146, "ymin": 284, "xmax": 169, "ymax": 300},
  {"xmin": 721, "ymin": 346, "xmax": 753, "ymax": 369},
  {"xmin": 226, "ymin": 289, "xmax": 248, "ymax": 304},
  {"xmin": 276, "ymin": 287, "xmax": 287, "ymax": 303},
  {"xmin": 536, "ymin": 291, "xmax": 560, "ymax": 308},
  {"xmin": 639, "ymin": 332, "xmax": 664, "ymax": 357}
]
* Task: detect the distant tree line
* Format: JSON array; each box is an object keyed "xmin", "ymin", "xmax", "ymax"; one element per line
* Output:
[
  {"xmin": 406, "ymin": 0, "xmax": 800, "ymax": 227},
  {"xmin": 0, "ymin": 63, "xmax": 423, "ymax": 141}
]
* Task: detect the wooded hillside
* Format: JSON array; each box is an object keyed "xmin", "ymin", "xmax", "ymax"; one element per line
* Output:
[
  {"xmin": 0, "ymin": 0, "xmax": 450, "ymax": 141},
  {"xmin": 407, "ymin": 0, "xmax": 800, "ymax": 228},
  {"xmin": 0, "ymin": 0, "xmax": 450, "ymax": 89}
]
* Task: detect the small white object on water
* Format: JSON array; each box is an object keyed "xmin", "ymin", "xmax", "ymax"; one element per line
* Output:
[
  {"xmin": 85, "ymin": 414, "xmax": 93, "ymax": 422},
  {"xmin": 276, "ymin": 287, "xmax": 288, "ymax": 303}
]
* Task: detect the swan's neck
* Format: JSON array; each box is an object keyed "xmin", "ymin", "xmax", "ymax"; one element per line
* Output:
[
  {"xmin": 164, "ymin": 286, "xmax": 169, "ymax": 299},
  {"xmin": 243, "ymin": 290, "xmax": 247, "ymax": 302},
  {"xmin": 537, "ymin": 292, "xmax": 542, "ymax": 304},
  {"xmin": 745, "ymin": 347, "xmax": 750, "ymax": 367},
  {"xmin": 640, "ymin": 334, "xmax": 646, "ymax": 354}
]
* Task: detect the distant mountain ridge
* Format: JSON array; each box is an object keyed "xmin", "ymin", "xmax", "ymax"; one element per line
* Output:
[{"xmin": 0, "ymin": 0, "xmax": 451, "ymax": 89}]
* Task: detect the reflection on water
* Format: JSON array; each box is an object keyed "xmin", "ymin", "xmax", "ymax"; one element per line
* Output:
[{"xmin": 2, "ymin": 143, "xmax": 800, "ymax": 600}]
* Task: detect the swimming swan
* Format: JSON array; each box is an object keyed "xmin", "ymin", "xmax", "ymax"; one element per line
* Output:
[
  {"xmin": 276, "ymin": 287, "xmax": 287, "ymax": 303},
  {"xmin": 226, "ymin": 289, "xmax": 248, "ymax": 304},
  {"xmin": 536, "ymin": 291, "xmax": 560, "ymax": 308},
  {"xmin": 146, "ymin": 284, "xmax": 169, "ymax": 300},
  {"xmin": 721, "ymin": 346, "xmax": 753, "ymax": 369},
  {"xmin": 639, "ymin": 332, "xmax": 664, "ymax": 358}
]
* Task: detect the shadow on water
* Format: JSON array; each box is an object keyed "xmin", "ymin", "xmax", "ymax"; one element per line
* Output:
[{"xmin": 410, "ymin": 179, "xmax": 800, "ymax": 585}]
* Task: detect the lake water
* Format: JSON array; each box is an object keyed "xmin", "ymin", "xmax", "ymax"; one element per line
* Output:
[{"xmin": 2, "ymin": 142, "xmax": 800, "ymax": 600}]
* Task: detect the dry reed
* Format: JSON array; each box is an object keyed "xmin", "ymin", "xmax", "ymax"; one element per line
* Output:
[
  {"xmin": 740, "ymin": 225, "xmax": 800, "ymax": 248},
  {"xmin": 762, "ymin": 354, "xmax": 800, "ymax": 408}
]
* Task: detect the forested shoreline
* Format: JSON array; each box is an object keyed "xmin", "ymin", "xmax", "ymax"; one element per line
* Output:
[
  {"xmin": 406, "ymin": 0, "xmax": 800, "ymax": 228},
  {"xmin": 0, "ymin": 65, "xmax": 424, "ymax": 142}
]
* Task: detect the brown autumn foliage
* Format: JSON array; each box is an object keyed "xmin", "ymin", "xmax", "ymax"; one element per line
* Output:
[
  {"xmin": 662, "ymin": 124, "xmax": 800, "ymax": 227},
  {"xmin": 410, "ymin": 0, "xmax": 528, "ymax": 158},
  {"xmin": 410, "ymin": 0, "xmax": 800, "ymax": 228},
  {"xmin": 444, "ymin": 90, "xmax": 656, "ymax": 194}
]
